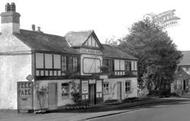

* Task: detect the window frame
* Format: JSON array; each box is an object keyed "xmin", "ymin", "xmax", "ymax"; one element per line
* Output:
[{"xmin": 125, "ymin": 81, "xmax": 131, "ymax": 93}]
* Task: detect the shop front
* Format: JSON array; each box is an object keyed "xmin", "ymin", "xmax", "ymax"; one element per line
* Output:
[{"xmin": 81, "ymin": 79, "xmax": 103, "ymax": 105}]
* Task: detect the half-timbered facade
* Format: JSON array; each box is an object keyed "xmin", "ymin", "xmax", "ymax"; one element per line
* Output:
[{"xmin": 0, "ymin": 3, "xmax": 138, "ymax": 110}]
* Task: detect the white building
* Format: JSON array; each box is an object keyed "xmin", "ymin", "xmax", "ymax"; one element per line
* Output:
[{"xmin": 0, "ymin": 3, "xmax": 138, "ymax": 110}]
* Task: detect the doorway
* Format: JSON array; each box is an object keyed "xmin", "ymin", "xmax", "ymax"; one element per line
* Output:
[
  {"xmin": 117, "ymin": 82, "xmax": 122, "ymax": 101},
  {"xmin": 89, "ymin": 84, "xmax": 96, "ymax": 105},
  {"xmin": 48, "ymin": 83, "xmax": 57, "ymax": 110}
]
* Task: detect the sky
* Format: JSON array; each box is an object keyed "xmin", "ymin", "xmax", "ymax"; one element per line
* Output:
[{"xmin": 0, "ymin": 0, "xmax": 189, "ymax": 50}]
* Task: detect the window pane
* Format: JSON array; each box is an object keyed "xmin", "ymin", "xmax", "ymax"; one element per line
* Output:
[
  {"xmin": 45, "ymin": 54, "xmax": 52, "ymax": 68},
  {"xmin": 73, "ymin": 57, "xmax": 78, "ymax": 72},
  {"xmin": 61, "ymin": 56, "xmax": 67, "ymax": 72},
  {"xmin": 54, "ymin": 54, "xmax": 61, "ymax": 69},
  {"xmin": 120, "ymin": 60, "xmax": 125, "ymax": 70},
  {"xmin": 36, "ymin": 53, "xmax": 44, "ymax": 68},
  {"xmin": 114, "ymin": 59, "xmax": 120, "ymax": 70},
  {"xmin": 68, "ymin": 57, "xmax": 73, "ymax": 72}
]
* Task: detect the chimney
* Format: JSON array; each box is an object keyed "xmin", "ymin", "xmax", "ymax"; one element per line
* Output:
[
  {"xmin": 37, "ymin": 26, "xmax": 42, "ymax": 33},
  {"xmin": 32, "ymin": 24, "xmax": 35, "ymax": 31},
  {"xmin": 0, "ymin": 2, "xmax": 20, "ymax": 34}
]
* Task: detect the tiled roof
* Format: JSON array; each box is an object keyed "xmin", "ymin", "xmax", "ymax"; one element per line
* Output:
[
  {"xmin": 102, "ymin": 44, "xmax": 137, "ymax": 60},
  {"xmin": 179, "ymin": 51, "xmax": 190, "ymax": 66},
  {"xmin": 14, "ymin": 29, "xmax": 79, "ymax": 54},
  {"xmin": 65, "ymin": 30, "xmax": 93, "ymax": 47}
]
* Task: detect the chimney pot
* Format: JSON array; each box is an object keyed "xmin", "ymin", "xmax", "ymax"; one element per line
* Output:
[
  {"xmin": 32, "ymin": 24, "xmax": 35, "ymax": 31},
  {"xmin": 5, "ymin": 3, "xmax": 10, "ymax": 12},
  {"xmin": 10, "ymin": 2, "xmax": 16, "ymax": 12},
  {"xmin": 37, "ymin": 27, "xmax": 41, "ymax": 32}
]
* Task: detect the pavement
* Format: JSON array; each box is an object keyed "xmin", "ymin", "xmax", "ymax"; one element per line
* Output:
[{"xmin": 0, "ymin": 97, "xmax": 189, "ymax": 121}]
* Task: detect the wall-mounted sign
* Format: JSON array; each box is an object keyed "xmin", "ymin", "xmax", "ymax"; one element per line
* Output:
[
  {"xmin": 17, "ymin": 81, "xmax": 33, "ymax": 111},
  {"xmin": 96, "ymin": 80, "xmax": 102, "ymax": 92},
  {"xmin": 79, "ymin": 48, "xmax": 102, "ymax": 55},
  {"xmin": 82, "ymin": 81, "xmax": 88, "ymax": 94},
  {"xmin": 89, "ymin": 79, "xmax": 96, "ymax": 84}
]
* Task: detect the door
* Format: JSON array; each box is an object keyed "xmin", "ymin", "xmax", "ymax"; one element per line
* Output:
[
  {"xmin": 117, "ymin": 82, "xmax": 122, "ymax": 101},
  {"xmin": 48, "ymin": 83, "xmax": 57, "ymax": 110},
  {"xmin": 89, "ymin": 84, "xmax": 96, "ymax": 105}
]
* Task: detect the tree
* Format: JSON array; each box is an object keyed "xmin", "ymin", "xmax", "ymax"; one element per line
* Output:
[{"xmin": 119, "ymin": 19, "xmax": 182, "ymax": 94}]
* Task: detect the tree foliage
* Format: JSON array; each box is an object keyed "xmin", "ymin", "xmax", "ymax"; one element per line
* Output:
[{"xmin": 119, "ymin": 19, "xmax": 182, "ymax": 93}]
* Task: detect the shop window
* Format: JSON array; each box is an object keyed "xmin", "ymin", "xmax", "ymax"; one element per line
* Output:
[
  {"xmin": 103, "ymin": 82, "xmax": 109, "ymax": 94},
  {"xmin": 125, "ymin": 81, "xmax": 131, "ymax": 93},
  {"xmin": 61, "ymin": 83, "xmax": 69, "ymax": 98}
]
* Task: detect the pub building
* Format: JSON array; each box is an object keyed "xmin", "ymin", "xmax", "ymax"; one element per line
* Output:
[{"xmin": 0, "ymin": 3, "xmax": 138, "ymax": 111}]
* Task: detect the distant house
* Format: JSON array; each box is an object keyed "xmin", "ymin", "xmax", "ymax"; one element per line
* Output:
[
  {"xmin": 0, "ymin": 3, "xmax": 138, "ymax": 110},
  {"xmin": 171, "ymin": 51, "xmax": 190, "ymax": 95}
]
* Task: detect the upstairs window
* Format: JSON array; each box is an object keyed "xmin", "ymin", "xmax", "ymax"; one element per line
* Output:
[
  {"xmin": 103, "ymin": 59, "xmax": 114, "ymax": 73},
  {"xmin": 68, "ymin": 56, "xmax": 78, "ymax": 73},
  {"xmin": 35, "ymin": 53, "xmax": 79, "ymax": 77},
  {"xmin": 114, "ymin": 59, "xmax": 125, "ymax": 75},
  {"xmin": 61, "ymin": 56, "xmax": 67, "ymax": 72},
  {"xmin": 125, "ymin": 60, "xmax": 131, "ymax": 71},
  {"xmin": 131, "ymin": 61, "xmax": 137, "ymax": 71}
]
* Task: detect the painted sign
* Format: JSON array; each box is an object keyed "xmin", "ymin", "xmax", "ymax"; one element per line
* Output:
[
  {"xmin": 96, "ymin": 80, "xmax": 102, "ymax": 92},
  {"xmin": 82, "ymin": 81, "xmax": 89, "ymax": 94},
  {"xmin": 79, "ymin": 48, "xmax": 102, "ymax": 55},
  {"xmin": 17, "ymin": 81, "xmax": 33, "ymax": 110}
]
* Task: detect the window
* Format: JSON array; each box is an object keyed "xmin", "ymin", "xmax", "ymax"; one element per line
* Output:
[
  {"xmin": 61, "ymin": 56, "xmax": 67, "ymax": 72},
  {"xmin": 35, "ymin": 53, "xmax": 79, "ymax": 77},
  {"xmin": 68, "ymin": 56, "xmax": 78, "ymax": 73},
  {"xmin": 131, "ymin": 61, "xmax": 137, "ymax": 71},
  {"xmin": 72, "ymin": 57, "xmax": 78, "ymax": 72},
  {"xmin": 114, "ymin": 59, "xmax": 125, "ymax": 75},
  {"xmin": 125, "ymin": 60, "xmax": 131, "ymax": 71},
  {"xmin": 103, "ymin": 59, "xmax": 113, "ymax": 73},
  {"xmin": 103, "ymin": 82, "xmax": 109, "ymax": 94},
  {"xmin": 45, "ymin": 54, "xmax": 52, "ymax": 68},
  {"xmin": 61, "ymin": 83, "xmax": 69, "ymax": 99},
  {"xmin": 53, "ymin": 54, "xmax": 61, "ymax": 69},
  {"xmin": 125, "ymin": 81, "xmax": 131, "ymax": 93},
  {"xmin": 36, "ymin": 53, "xmax": 44, "ymax": 68}
]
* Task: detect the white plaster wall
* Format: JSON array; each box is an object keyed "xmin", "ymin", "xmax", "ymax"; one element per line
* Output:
[
  {"xmin": 33, "ymin": 79, "xmax": 80, "ymax": 110},
  {"xmin": 103, "ymin": 77, "xmax": 138, "ymax": 101},
  {"xmin": 80, "ymin": 54, "xmax": 102, "ymax": 75},
  {"xmin": 1, "ymin": 23, "xmax": 20, "ymax": 34},
  {"xmin": 0, "ymin": 34, "xmax": 31, "ymax": 53},
  {"xmin": 0, "ymin": 54, "xmax": 32, "ymax": 109}
]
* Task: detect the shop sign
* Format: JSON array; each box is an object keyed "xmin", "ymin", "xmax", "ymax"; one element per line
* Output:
[
  {"xmin": 89, "ymin": 79, "xmax": 96, "ymax": 84},
  {"xmin": 96, "ymin": 80, "xmax": 102, "ymax": 92},
  {"xmin": 17, "ymin": 81, "xmax": 33, "ymax": 110}
]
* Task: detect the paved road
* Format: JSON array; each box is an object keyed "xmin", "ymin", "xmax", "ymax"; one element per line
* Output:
[{"xmin": 88, "ymin": 100, "xmax": 190, "ymax": 121}]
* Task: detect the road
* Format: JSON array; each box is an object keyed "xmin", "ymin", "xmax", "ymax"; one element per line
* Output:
[
  {"xmin": 88, "ymin": 100, "xmax": 190, "ymax": 121},
  {"xmin": 0, "ymin": 99, "xmax": 190, "ymax": 121}
]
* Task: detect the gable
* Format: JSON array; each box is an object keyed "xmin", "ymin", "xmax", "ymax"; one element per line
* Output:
[
  {"xmin": 0, "ymin": 34, "xmax": 31, "ymax": 53},
  {"xmin": 83, "ymin": 32, "xmax": 101, "ymax": 49}
]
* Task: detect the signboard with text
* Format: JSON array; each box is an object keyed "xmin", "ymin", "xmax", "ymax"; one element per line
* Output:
[{"xmin": 17, "ymin": 81, "xmax": 33, "ymax": 111}]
